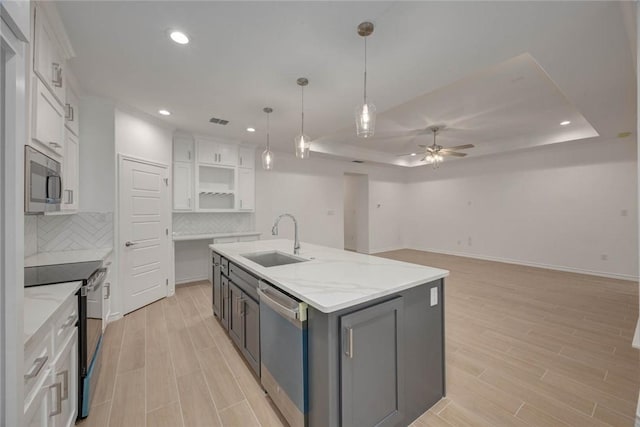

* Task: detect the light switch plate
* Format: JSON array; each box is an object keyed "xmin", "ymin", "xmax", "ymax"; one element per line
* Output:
[{"xmin": 430, "ymin": 287, "xmax": 438, "ymax": 307}]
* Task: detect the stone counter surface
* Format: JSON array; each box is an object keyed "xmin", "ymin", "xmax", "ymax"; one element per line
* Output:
[{"xmin": 210, "ymin": 239, "xmax": 449, "ymax": 313}]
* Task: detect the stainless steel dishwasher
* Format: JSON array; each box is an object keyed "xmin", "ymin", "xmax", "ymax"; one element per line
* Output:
[{"xmin": 258, "ymin": 281, "xmax": 308, "ymax": 427}]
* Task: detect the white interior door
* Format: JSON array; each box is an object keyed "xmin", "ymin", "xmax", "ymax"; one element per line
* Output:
[{"xmin": 119, "ymin": 157, "xmax": 169, "ymax": 314}]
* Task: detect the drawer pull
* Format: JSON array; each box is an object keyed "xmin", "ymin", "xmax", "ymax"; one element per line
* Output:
[
  {"xmin": 24, "ymin": 356, "xmax": 48, "ymax": 380},
  {"xmin": 104, "ymin": 282, "xmax": 111, "ymax": 299},
  {"xmin": 58, "ymin": 369, "xmax": 69, "ymax": 400},
  {"xmin": 345, "ymin": 327, "xmax": 354, "ymax": 359},
  {"xmin": 49, "ymin": 382, "xmax": 63, "ymax": 416}
]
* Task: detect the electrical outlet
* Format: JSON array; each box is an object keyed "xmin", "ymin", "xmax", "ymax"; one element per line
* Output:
[
  {"xmin": 430, "ymin": 287, "xmax": 438, "ymax": 306},
  {"xmin": 601, "ymin": 254, "xmax": 608, "ymax": 261},
  {"xmin": 327, "ymin": 209, "xmax": 335, "ymax": 216}
]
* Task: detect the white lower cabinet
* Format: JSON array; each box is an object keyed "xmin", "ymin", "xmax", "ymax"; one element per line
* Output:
[
  {"xmin": 24, "ymin": 377, "xmax": 53, "ymax": 427},
  {"xmin": 24, "ymin": 293, "xmax": 79, "ymax": 427},
  {"xmin": 49, "ymin": 329, "xmax": 78, "ymax": 427}
]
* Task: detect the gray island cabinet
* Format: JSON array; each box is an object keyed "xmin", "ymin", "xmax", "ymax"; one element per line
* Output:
[{"xmin": 210, "ymin": 239, "xmax": 448, "ymax": 427}]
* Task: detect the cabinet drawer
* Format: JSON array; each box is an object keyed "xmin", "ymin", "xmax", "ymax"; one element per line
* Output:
[
  {"xmin": 24, "ymin": 329, "xmax": 53, "ymax": 403},
  {"xmin": 229, "ymin": 263, "xmax": 259, "ymax": 301},
  {"xmin": 53, "ymin": 295, "xmax": 78, "ymax": 355}
]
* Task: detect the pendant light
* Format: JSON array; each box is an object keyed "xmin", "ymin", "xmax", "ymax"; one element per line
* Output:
[
  {"xmin": 355, "ymin": 21, "xmax": 376, "ymax": 138},
  {"xmin": 261, "ymin": 107, "xmax": 274, "ymax": 170},
  {"xmin": 294, "ymin": 77, "xmax": 310, "ymax": 159}
]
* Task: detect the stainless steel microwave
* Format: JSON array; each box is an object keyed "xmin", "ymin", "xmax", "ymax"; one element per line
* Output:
[{"xmin": 25, "ymin": 146, "xmax": 62, "ymax": 214}]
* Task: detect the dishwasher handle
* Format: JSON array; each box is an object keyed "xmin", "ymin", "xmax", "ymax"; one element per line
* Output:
[{"xmin": 258, "ymin": 281, "xmax": 307, "ymax": 322}]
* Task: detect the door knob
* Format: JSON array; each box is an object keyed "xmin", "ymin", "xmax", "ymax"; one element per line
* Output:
[{"xmin": 125, "ymin": 241, "xmax": 137, "ymax": 247}]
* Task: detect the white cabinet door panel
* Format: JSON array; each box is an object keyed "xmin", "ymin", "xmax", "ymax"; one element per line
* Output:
[
  {"xmin": 173, "ymin": 162, "xmax": 193, "ymax": 211},
  {"xmin": 33, "ymin": 6, "xmax": 65, "ymax": 105},
  {"xmin": 237, "ymin": 167, "xmax": 255, "ymax": 211},
  {"xmin": 32, "ymin": 77, "xmax": 65, "ymax": 158}
]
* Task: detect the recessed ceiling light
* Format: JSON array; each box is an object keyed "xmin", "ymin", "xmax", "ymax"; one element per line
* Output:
[
  {"xmin": 158, "ymin": 109, "xmax": 171, "ymax": 116},
  {"xmin": 410, "ymin": 153, "xmax": 417, "ymax": 156},
  {"xmin": 246, "ymin": 127, "xmax": 256, "ymax": 133},
  {"xmin": 560, "ymin": 120, "xmax": 571, "ymax": 126},
  {"xmin": 169, "ymin": 31, "xmax": 189, "ymax": 45}
]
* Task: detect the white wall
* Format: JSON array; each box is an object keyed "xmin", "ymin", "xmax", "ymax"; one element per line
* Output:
[
  {"xmin": 344, "ymin": 173, "xmax": 370, "ymax": 253},
  {"xmin": 405, "ymin": 137, "xmax": 638, "ymax": 280},
  {"xmin": 79, "ymin": 97, "xmax": 115, "ymax": 213},
  {"xmin": 254, "ymin": 151, "xmax": 406, "ymax": 253}
]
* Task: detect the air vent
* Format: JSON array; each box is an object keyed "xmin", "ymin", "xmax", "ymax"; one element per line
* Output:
[
  {"xmin": 352, "ymin": 160, "xmax": 365, "ymax": 163},
  {"xmin": 209, "ymin": 117, "xmax": 229, "ymax": 125}
]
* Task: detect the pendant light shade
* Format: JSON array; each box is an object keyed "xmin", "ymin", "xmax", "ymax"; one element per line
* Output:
[
  {"xmin": 356, "ymin": 21, "xmax": 376, "ymax": 138},
  {"xmin": 294, "ymin": 77, "xmax": 310, "ymax": 159},
  {"xmin": 262, "ymin": 107, "xmax": 274, "ymax": 170}
]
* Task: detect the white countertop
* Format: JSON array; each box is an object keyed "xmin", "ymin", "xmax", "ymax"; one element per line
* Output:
[
  {"xmin": 173, "ymin": 231, "xmax": 261, "ymax": 241},
  {"xmin": 24, "ymin": 281, "xmax": 82, "ymax": 347},
  {"xmin": 210, "ymin": 239, "xmax": 449, "ymax": 313},
  {"xmin": 24, "ymin": 248, "xmax": 113, "ymax": 267}
]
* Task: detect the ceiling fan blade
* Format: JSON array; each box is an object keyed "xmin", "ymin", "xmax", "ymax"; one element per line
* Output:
[
  {"xmin": 395, "ymin": 153, "xmax": 419, "ymax": 157},
  {"xmin": 443, "ymin": 144, "xmax": 475, "ymax": 151},
  {"xmin": 420, "ymin": 157, "xmax": 427, "ymax": 162},
  {"xmin": 441, "ymin": 151, "xmax": 467, "ymax": 157}
]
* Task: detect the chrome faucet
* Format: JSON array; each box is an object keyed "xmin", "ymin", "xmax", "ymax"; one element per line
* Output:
[{"xmin": 272, "ymin": 213, "xmax": 300, "ymax": 255}]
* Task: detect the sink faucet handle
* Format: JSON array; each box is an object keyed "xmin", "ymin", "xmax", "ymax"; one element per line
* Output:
[{"xmin": 271, "ymin": 224, "xmax": 278, "ymax": 235}]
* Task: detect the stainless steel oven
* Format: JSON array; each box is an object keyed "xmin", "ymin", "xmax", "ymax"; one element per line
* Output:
[{"xmin": 25, "ymin": 145, "xmax": 62, "ymax": 214}]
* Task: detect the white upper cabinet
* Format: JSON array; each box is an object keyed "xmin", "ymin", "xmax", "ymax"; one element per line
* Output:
[
  {"xmin": 32, "ymin": 76, "xmax": 65, "ymax": 158},
  {"xmin": 238, "ymin": 147, "xmax": 255, "ymax": 169},
  {"xmin": 64, "ymin": 76, "xmax": 79, "ymax": 136},
  {"xmin": 61, "ymin": 131, "xmax": 79, "ymax": 212},
  {"xmin": 237, "ymin": 167, "xmax": 255, "ymax": 211},
  {"xmin": 173, "ymin": 162, "xmax": 193, "ymax": 211},
  {"xmin": 173, "ymin": 135, "xmax": 194, "ymax": 163},
  {"xmin": 197, "ymin": 139, "xmax": 238, "ymax": 167},
  {"xmin": 33, "ymin": 6, "xmax": 66, "ymax": 106}
]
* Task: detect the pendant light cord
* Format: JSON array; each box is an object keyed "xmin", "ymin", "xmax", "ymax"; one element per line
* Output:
[
  {"xmin": 266, "ymin": 112, "xmax": 270, "ymax": 150},
  {"xmin": 301, "ymin": 85, "xmax": 305, "ymax": 135},
  {"xmin": 363, "ymin": 36, "xmax": 368, "ymax": 103}
]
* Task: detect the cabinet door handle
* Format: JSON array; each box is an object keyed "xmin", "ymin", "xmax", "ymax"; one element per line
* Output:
[
  {"xmin": 125, "ymin": 241, "xmax": 137, "ymax": 247},
  {"xmin": 345, "ymin": 327, "xmax": 354, "ymax": 358},
  {"xmin": 52, "ymin": 63, "xmax": 63, "ymax": 87},
  {"xmin": 48, "ymin": 142, "xmax": 61, "ymax": 149},
  {"xmin": 49, "ymin": 382, "xmax": 63, "ymax": 416},
  {"xmin": 188, "ymin": 197, "xmax": 191, "ymax": 208},
  {"xmin": 104, "ymin": 282, "xmax": 111, "ymax": 299},
  {"xmin": 58, "ymin": 369, "xmax": 69, "ymax": 400},
  {"xmin": 65, "ymin": 104, "xmax": 74, "ymax": 121},
  {"xmin": 188, "ymin": 151, "xmax": 191, "ymax": 160},
  {"xmin": 24, "ymin": 356, "xmax": 48, "ymax": 380},
  {"xmin": 240, "ymin": 200, "xmax": 243, "ymax": 209}
]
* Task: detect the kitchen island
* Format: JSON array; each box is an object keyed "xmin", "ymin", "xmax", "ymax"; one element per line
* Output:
[{"xmin": 209, "ymin": 239, "xmax": 448, "ymax": 427}]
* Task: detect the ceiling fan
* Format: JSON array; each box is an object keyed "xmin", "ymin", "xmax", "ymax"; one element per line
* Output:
[{"xmin": 397, "ymin": 126, "xmax": 474, "ymax": 168}]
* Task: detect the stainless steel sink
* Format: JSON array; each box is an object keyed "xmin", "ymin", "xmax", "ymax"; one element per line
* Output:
[{"xmin": 241, "ymin": 251, "xmax": 307, "ymax": 268}]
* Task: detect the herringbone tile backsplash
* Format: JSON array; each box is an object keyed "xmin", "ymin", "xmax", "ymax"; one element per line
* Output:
[
  {"xmin": 173, "ymin": 212, "xmax": 254, "ymax": 234},
  {"xmin": 35, "ymin": 212, "xmax": 114, "ymax": 252}
]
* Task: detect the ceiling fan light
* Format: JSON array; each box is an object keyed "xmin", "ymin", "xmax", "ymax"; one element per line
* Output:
[
  {"xmin": 355, "ymin": 102, "xmax": 376, "ymax": 138},
  {"xmin": 294, "ymin": 134, "xmax": 311, "ymax": 159}
]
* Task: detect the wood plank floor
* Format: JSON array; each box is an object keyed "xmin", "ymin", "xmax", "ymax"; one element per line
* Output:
[{"xmin": 79, "ymin": 250, "xmax": 639, "ymax": 427}]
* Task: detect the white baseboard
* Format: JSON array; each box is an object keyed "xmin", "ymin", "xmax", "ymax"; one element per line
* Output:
[
  {"xmin": 369, "ymin": 245, "xmax": 406, "ymax": 254},
  {"xmin": 175, "ymin": 276, "xmax": 208, "ymax": 285},
  {"xmin": 407, "ymin": 246, "xmax": 639, "ymax": 282},
  {"xmin": 107, "ymin": 312, "xmax": 122, "ymax": 324}
]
